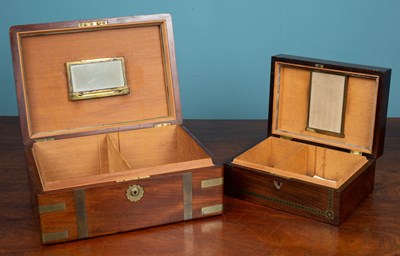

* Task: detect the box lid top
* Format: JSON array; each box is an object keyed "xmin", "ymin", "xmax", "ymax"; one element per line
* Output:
[
  {"xmin": 269, "ymin": 54, "xmax": 391, "ymax": 158},
  {"xmin": 10, "ymin": 14, "xmax": 181, "ymax": 146}
]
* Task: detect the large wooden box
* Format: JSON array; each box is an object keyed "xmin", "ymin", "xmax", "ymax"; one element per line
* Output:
[
  {"xmin": 10, "ymin": 14, "xmax": 223, "ymax": 244},
  {"xmin": 225, "ymin": 55, "xmax": 391, "ymax": 225}
]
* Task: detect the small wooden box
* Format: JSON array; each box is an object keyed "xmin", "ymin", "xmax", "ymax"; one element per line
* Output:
[
  {"xmin": 225, "ymin": 55, "xmax": 391, "ymax": 225},
  {"xmin": 10, "ymin": 14, "xmax": 223, "ymax": 244}
]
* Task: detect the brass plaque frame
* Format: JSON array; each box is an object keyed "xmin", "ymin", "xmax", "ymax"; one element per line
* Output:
[
  {"xmin": 66, "ymin": 57, "xmax": 129, "ymax": 101},
  {"xmin": 306, "ymin": 71, "xmax": 348, "ymax": 138}
]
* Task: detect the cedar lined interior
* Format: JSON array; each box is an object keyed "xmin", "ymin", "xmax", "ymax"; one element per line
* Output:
[
  {"xmin": 232, "ymin": 137, "xmax": 368, "ymax": 188},
  {"xmin": 19, "ymin": 22, "xmax": 176, "ymax": 139},
  {"xmin": 271, "ymin": 63, "xmax": 378, "ymax": 154},
  {"xmin": 33, "ymin": 125, "xmax": 213, "ymax": 191}
]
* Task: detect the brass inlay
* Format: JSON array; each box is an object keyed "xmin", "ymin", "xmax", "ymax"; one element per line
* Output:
[
  {"xmin": 201, "ymin": 177, "xmax": 223, "ymax": 189},
  {"xmin": 183, "ymin": 172, "xmax": 193, "ymax": 220},
  {"xmin": 79, "ymin": 20, "xmax": 108, "ymax": 27},
  {"xmin": 241, "ymin": 188, "xmax": 335, "ymax": 220},
  {"xmin": 201, "ymin": 204, "xmax": 223, "ymax": 215},
  {"xmin": 66, "ymin": 57, "xmax": 129, "ymax": 101},
  {"xmin": 42, "ymin": 230, "xmax": 69, "ymax": 243},
  {"xmin": 38, "ymin": 202, "xmax": 65, "ymax": 214},
  {"xmin": 74, "ymin": 189, "xmax": 88, "ymax": 239},
  {"xmin": 126, "ymin": 185, "xmax": 144, "ymax": 202}
]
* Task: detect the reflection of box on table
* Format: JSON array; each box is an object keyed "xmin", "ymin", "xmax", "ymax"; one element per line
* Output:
[
  {"xmin": 10, "ymin": 14, "xmax": 223, "ymax": 244},
  {"xmin": 225, "ymin": 54, "xmax": 391, "ymax": 225}
]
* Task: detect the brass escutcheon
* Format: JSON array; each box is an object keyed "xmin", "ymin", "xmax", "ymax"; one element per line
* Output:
[
  {"xmin": 274, "ymin": 180, "xmax": 283, "ymax": 190},
  {"xmin": 126, "ymin": 185, "xmax": 144, "ymax": 202}
]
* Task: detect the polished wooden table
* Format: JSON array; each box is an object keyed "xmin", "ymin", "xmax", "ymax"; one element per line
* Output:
[{"xmin": 1, "ymin": 117, "xmax": 399, "ymax": 255}]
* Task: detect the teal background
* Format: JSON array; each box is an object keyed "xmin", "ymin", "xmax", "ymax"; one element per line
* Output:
[{"xmin": 1, "ymin": 0, "xmax": 399, "ymax": 118}]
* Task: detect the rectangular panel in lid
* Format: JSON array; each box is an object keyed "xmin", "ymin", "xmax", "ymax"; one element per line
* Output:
[
  {"xmin": 307, "ymin": 71, "xmax": 347, "ymax": 137},
  {"xmin": 269, "ymin": 55, "xmax": 391, "ymax": 158},
  {"xmin": 10, "ymin": 14, "xmax": 181, "ymax": 145},
  {"xmin": 66, "ymin": 57, "xmax": 129, "ymax": 100}
]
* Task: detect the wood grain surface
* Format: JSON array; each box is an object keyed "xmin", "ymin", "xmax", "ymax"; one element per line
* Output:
[{"xmin": 0, "ymin": 117, "xmax": 399, "ymax": 255}]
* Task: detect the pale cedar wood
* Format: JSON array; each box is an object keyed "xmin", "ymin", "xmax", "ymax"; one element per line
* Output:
[
  {"xmin": 33, "ymin": 125, "xmax": 213, "ymax": 191},
  {"xmin": 9, "ymin": 14, "xmax": 222, "ymax": 244},
  {"xmin": 1, "ymin": 118, "xmax": 400, "ymax": 255},
  {"xmin": 268, "ymin": 55, "xmax": 391, "ymax": 158},
  {"xmin": 232, "ymin": 137, "xmax": 369, "ymax": 188},
  {"xmin": 226, "ymin": 55, "xmax": 391, "ymax": 225},
  {"xmin": 10, "ymin": 14, "xmax": 182, "ymax": 146},
  {"xmin": 270, "ymin": 65, "xmax": 377, "ymax": 154}
]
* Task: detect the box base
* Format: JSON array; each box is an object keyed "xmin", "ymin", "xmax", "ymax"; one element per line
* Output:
[
  {"xmin": 224, "ymin": 160, "xmax": 375, "ymax": 225},
  {"xmin": 32, "ymin": 166, "xmax": 223, "ymax": 244}
]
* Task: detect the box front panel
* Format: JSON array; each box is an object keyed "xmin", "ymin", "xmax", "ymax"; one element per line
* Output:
[
  {"xmin": 37, "ymin": 166, "xmax": 223, "ymax": 244},
  {"xmin": 84, "ymin": 175, "xmax": 184, "ymax": 236},
  {"xmin": 226, "ymin": 165, "xmax": 338, "ymax": 224}
]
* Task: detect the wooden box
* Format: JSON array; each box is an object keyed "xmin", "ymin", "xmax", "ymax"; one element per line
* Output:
[
  {"xmin": 10, "ymin": 14, "xmax": 223, "ymax": 244},
  {"xmin": 225, "ymin": 55, "xmax": 391, "ymax": 225}
]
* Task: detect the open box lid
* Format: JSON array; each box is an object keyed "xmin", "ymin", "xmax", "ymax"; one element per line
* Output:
[
  {"xmin": 10, "ymin": 14, "xmax": 181, "ymax": 146},
  {"xmin": 268, "ymin": 55, "xmax": 391, "ymax": 159}
]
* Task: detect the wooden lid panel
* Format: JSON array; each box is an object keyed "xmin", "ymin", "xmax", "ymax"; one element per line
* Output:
[
  {"xmin": 269, "ymin": 55, "xmax": 391, "ymax": 158},
  {"xmin": 10, "ymin": 14, "xmax": 181, "ymax": 145}
]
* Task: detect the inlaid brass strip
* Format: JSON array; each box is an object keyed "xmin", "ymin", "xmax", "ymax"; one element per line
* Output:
[
  {"xmin": 241, "ymin": 189, "xmax": 335, "ymax": 220},
  {"xmin": 42, "ymin": 231, "xmax": 69, "ymax": 243},
  {"xmin": 183, "ymin": 172, "xmax": 193, "ymax": 220},
  {"xmin": 201, "ymin": 204, "xmax": 223, "ymax": 215},
  {"xmin": 201, "ymin": 177, "xmax": 223, "ymax": 189},
  {"xmin": 74, "ymin": 189, "xmax": 88, "ymax": 238},
  {"xmin": 38, "ymin": 202, "xmax": 65, "ymax": 214}
]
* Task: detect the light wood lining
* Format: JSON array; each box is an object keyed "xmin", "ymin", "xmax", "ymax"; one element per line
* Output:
[
  {"xmin": 32, "ymin": 125, "xmax": 213, "ymax": 191},
  {"xmin": 20, "ymin": 24, "xmax": 175, "ymax": 139},
  {"xmin": 272, "ymin": 63, "xmax": 378, "ymax": 154},
  {"xmin": 232, "ymin": 137, "xmax": 368, "ymax": 188}
]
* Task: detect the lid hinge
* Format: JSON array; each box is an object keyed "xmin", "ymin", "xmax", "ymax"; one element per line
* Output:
[
  {"xmin": 154, "ymin": 122, "xmax": 172, "ymax": 128},
  {"xmin": 350, "ymin": 150, "xmax": 362, "ymax": 156},
  {"xmin": 35, "ymin": 138, "xmax": 55, "ymax": 143},
  {"xmin": 281, "ymin": 136, "xmax": 293, "ymax": 141}
]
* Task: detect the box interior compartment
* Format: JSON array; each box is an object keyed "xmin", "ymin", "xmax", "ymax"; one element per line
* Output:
[
  {"xmin": 232, "ymin": 137, "xmax": 368, "ymax": 188},
  {"xmin": 33, "ymin": 125, "xmax": 213, "ymax": 191}
]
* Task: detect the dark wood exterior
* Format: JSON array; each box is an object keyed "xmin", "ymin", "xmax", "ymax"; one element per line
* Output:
[
  {"xmin": 226, "ymin": 55, "xmax": 391, "ymax": 225},
  {"xmin": 33, "ymin": 161, "xmax": 223, "ymax": 244},
  {"xmin": 225, "ymin": 160, "xmax": 375, "ymax": 225},
  {"xmin": 10, "ymin": 14, "xmax": 223, "ymax": 244}
]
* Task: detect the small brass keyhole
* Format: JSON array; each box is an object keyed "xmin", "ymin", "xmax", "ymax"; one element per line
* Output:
[
  {"xmin": 131, "ymin": 188, "xmax": 139, "ymax": 196},
  {"xmin": 126, "ymin": 185, "xmax": 144, "ymax": 202}
]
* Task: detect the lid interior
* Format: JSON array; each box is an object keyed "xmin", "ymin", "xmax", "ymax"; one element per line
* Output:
[
  {"xmin": 13, "ymin": 15, "xmax": 180, "ymax": 143},
  {"xmin": 271, "ymin": 61, "xmax": 379, "ymax": 154}
]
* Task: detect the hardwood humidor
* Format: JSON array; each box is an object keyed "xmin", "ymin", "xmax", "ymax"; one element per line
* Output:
[
  {"xmin": 10, "ymin": 14, "xmax": 223, "ymax": 244},
  {"xmin": 225, "ymin": 55, "xmax": 390, "ymax": 225}
]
